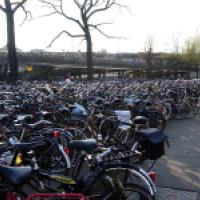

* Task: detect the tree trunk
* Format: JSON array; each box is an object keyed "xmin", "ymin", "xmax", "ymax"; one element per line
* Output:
[
  {"xmin": 3, "ymin": 64, "xmax": 8, "ymax": 79},
  {"xmin": 5, "ymin": 0, "xmax": 18, "ymax": 83},
  {"xmin": 86, "ymin": 33, "xmax": 93, "ymax": 80},
  {"xmin": 0, "ymin": 65, "xmax": 3, "ymax": 80},
  {"xmin": 0, "ymin": 64, "xmax": 8, "ymax": 80}
]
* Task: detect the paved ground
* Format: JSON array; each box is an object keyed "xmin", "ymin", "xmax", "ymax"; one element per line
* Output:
[
  {"xmin": 154, "ymin": 118, "xmax": 200, "ymax": 199},
  {"xmin": 157, "ymin": 187, "xmax": 199, "ymax": 200}
]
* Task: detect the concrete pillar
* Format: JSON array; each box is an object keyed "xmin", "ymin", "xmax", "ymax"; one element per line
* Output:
[
  {"xmin": 98, "ymin": 72, "xmax": 101, "ymax": 78},
  {"xmin": 118, "ymin": 71, "xmax": 123, "ymax": 77},
  {"xmin": 78, "ymin": 73, "xmax": 82, "ymax": 79},
  {"xmin": 103, "ymin": 70, "xmax": 106, "ymax": 78}
]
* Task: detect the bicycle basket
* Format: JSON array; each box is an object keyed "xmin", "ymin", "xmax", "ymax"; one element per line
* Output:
[{"xmin": 135, "ymin": 128, "xmax": 166, "ymax": 160}]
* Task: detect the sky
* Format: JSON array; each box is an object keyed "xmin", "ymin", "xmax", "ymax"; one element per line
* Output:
[{"xmin": 0, "ymin": 0, "xmax": 200, "ymax": 53}]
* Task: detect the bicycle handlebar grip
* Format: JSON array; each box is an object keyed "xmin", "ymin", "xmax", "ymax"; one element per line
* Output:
[
  {"xmin": 131, "ymin": 142, "xmax": 139, "ymax": 152},
  {"xmin": 96, "ymin": 147, "xmax": 113, "ymax": 162}
]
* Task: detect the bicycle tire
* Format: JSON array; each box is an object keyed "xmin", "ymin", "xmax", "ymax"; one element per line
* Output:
[
  {"xmin": 98, "ymin": 163, "xmax": 156, "ymax": 199},
  {"xmin": 178, "ymin": 103, "xmax": 190, "ymax": 119},
  {"xmin": 102, "ymin": 183, "xmax": 154, "ymax": 200},
  {"xmin": 148, "ymin": 111, "xmax": 166, "ymax": 131}
]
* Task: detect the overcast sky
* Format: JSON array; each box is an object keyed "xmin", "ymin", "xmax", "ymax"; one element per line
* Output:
[{"xmin": 0, "ymin": 0, "xmax": 200, "ymax": 53}]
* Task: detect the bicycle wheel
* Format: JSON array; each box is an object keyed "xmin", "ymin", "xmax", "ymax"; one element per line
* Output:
[
  {"xmin": 161, "ymin": 103, "xmax": 171, "ymax": 121},
  {"xmin": 88, "ymin": 163, "xmax": 156, "ymax": 200},
  {"xmin": 178, "ymin": 103, "xmax": 190, "ymax": 119},
  {"xmin": 102, "ymin": 183, "xmax": 154, "ymax": 200},
  {"xmin": 58, "ymin": 130, "xmax": 84, "ymax": 167},
  {"xmin": 117, "ymin": 129, "xmax": 131, "ymax": 147},
  {"xmin": 22, "ymin": 134, "xmax": 69, "ymax": 176},
  {"xmin": 40, "ymin": 144, "xmax": 69, "ymax": 175},
  {"xmin": 148, "ymin": 111, "xmax": 166, "ymax": 131},
  {"xmin": 169, "ymin": 103, "xmax": 177, "ymax": 120}
]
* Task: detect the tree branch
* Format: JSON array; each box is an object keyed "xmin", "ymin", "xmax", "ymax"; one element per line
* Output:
[
  {"xmin": 17, "ymin": 4, "xmax": 32, "ymax": 26},
  {"xmin": 40, "ymin": 0, "xmax": 60, "ymax": 12},
  {"xmin": 0, "ymin": 5, "xmax": 6, "ymax": 12},
  {"xmin": 40, "ymin": 0, "xmax": 84, "ymax": 30},
  {"xmin": 87, "ymin": 0, "xmax": 129, "ymax": 19},
  {"xmin": 74, "ymin": 0, "xmax": 82, "ymax": 9},
  {"xmin": 61, "ymin": 13, "xmax": 84, "ymax": 30},
  {"xmin": 47, "ymin": 30, "xmax": 85, "ymax": 48},
  {"xmin": 85, "ymin": 0, "xmax": 98, "ymax": 15},
  {"xmin": 88, "ymin": 21, "xmax": 113, "ymax": 27},
  {"xmin": 37, "ymin": 12, "xmax": 58, "ymax": 19},
  {"xmin": 87, "ymin": 0, "xmax": 116, "ymax": 19},
  {"xmin": 114, "ymin": 2, "xmax": 130, "ymax": 10},
  {"xmin": 82, "ymin": 0, "xmax": 88, "ymax": 13},
  {"xmin": 89, "ymin": 24, "xmax": 124, "ymax": 39},
  {"xmin": 77, "ymin": 38, "xmax": 86, "ymax": 49},
  {"xmin": 13, "ymin": 0, "xmax": 28, "ymax": 12}
]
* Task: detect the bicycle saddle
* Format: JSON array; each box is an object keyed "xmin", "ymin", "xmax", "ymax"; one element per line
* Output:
[
  {"xmin": 0, "ymin": 114, "xmax": 10, "ymax": 121},
  {"xmin": 69, "ymin": 139, "xmax": 97, "ymax": 153},
  {"xmin": 16, "ymin": 114, "xmax": 33, "ymax": 123},
  {"xmin": 64, "ymin": 117, "xmax": 85, "ymax": 127},
  {"xmin": 35, "ymin": 111, "xmax": 51, "ymax": 117},
  {"xmin": 25, "ymin": 120, "xmax": 52, "ymax": 129},
  {"xmin": 13, "ymin": 141, "xmax": 46, "ymax": 152},
  {"xmin": 134, "ymin": 99, "xmax": 142, "ymax": 105},
  {"xmin": 133, "ymin": 116, "xmax": 148, "ymax": 125},
  {"xmin": 56, "ymin": 105, "xmax": 70, "ymax": 113},
  {"xmin": 0, "ymin": 165, "xmax": 32, "ymax": 186}
]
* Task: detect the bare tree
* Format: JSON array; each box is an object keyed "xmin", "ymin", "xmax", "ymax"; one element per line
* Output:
[
  {"xmin": 0, "ymin": 0, "xmax": 30, "ymax": 83},
  {"xmin": 170, "ymin": 33, "xmax": 181, "ymax": 78},
  {"xmin": 40, "ymin": 0, "xmax": 125, "ymax": 80},
  {"xmin": 143, "ymin": 35, "xmax": 155, "ymax": 80},
  {"xmin": 182, "ymin": 35, "xmax": 200, "ymax": 79}
]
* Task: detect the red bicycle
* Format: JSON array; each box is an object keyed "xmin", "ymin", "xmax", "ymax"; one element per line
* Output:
[{"xmin": 7, "ymin": 193, "xmax": 90, "ymax": 200}]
